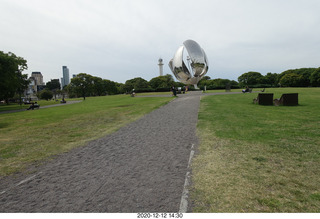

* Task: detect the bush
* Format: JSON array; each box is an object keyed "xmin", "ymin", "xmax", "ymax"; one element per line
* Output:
[
  {"xmin": 38, "ymin": 89, "xmax": 53, "ymax": 100},
  {"xmin": 134, "ymin": 88, "xmax": 155, "ymax": 93}
]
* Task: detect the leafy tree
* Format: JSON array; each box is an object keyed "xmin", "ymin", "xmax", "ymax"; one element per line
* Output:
[
  {"xmin": 46, "ymin": 79, "xmax": 61, "ymax": 100},
  {"xmin": 38, "ymin": 89, "xmax": 53, "ymax": 100},
  {"xmin": 277, "ymin": 68, "xmax": 315, "ymax": 87},
  {"xmin": 68, "ymin": 73, "xmax": 94, "ymax": 100},
  {"xmin": 238, "ymin": 71, "xmax": 263, "ymax": 86},
  {"xmin": 294, "ymin": 68, "xmax": 315, "ymax": 87},
  {"xmin": 46, "ymin": 79, "xmax": 61, "ymax": 91},
  {"xmin": 310, "ymin": 67, "xmax": 320, "ymax": 87},
  {"xmin": 115, "ymin": 82, "xmax": 125, "ymax": 94},
  {"xmin": 104, "ymin": 79, "xmax": 119, "ymax": 95},
  {"xmin": 279, "ymin": 73, "xmax": 304, "ymax": 87},
  {"xmin": 92, "ymin": 76, "xmax": 105, "ymax": 96},
  {"xmin": 211, "ymin": 78, "xmax": 232, "ymax": 87},
  {"xmin": 198, "ymin": 76, "xmax": 212, "ymax": 87},
  {"xmin": 149, "ymin": 74, "xmax": 175, "ymax": 90},
  {"xmin": 124, "ymin": 77, "xmax": 149, "ymax": 92},
  {"xmin": 264, "ymin": 73, "xmax": 278, "ymax": 87},
  {"xmin": 0, "ymin": 51, "xmax": 28, "ymax": 104}
]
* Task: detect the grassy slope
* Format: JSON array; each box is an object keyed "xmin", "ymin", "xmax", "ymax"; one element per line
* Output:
[
  {"xmin": 191, "ymin": 88, "xmax": 320, "ymax": 212},
  {"xmin": 0, "ymin": 95, "xmax": 172, "ymax": 176}
]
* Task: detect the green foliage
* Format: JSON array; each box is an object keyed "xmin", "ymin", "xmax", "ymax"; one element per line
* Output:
[
  {"xmin": 68, "ymin": 73, "xmax": 93, "ymax": 100},
  {"xmin": 236, "ymin": 68, "xmax": 320, "ymax": 88},
  {"xmin": 238, "ymin": 71, "xmax": 264, "ymax": 86},
  {"xmin": 264, "ymin": 72, "xmax": 278, "ymax": 86},
  {"xmin": 103, "ymin": 79, "xmax": 119, "ymax": 95},
  {"xmin": 46, "ymin": 79, "xmax": 61, "ymax": 91},
  {"xmin": 278, "ymin": 68, "xmax": 316, "ymax": 87},
  {"xmin": 38, "ymin": 89, "xmax": 53, "ymax": 100},
  {"xmin": 67, "ymin": 74, "xmax": 121, "ymax": 99},
  {"xmin": 310, "ymin": 67, "xmax": 320, "ymax": 86},
  {"xmin": 0, "ymin": 51, "xmax": 28, "ymax": 103},
  {"xmin": 124, "ymin": 77, "xmax": 150, "ymax": 92},
  {"xmin": 198, "ymin": 77, "xmax": 239, "ymax": 90},
  {"xmin": 279, "ymin": 73, "xmax": 304, "ymax": 87},
  {"xmin": 149, "ymin": 74, "xmax": 175, "ymax": 90}
]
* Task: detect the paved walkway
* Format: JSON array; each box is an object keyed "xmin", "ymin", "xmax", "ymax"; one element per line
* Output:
[{"xmin": 0, "ymin": 93, "xmax": 202, "ymax": 212}]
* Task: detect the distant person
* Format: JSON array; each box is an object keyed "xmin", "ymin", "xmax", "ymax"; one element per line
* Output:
[
  {"xmin": 242, "ymin": 86, "xmax": 249, "ymax": 93},
  {"xmin": 172, "ymin": 86, "xmax": 177, "ymax": 96},
  {"xmin": 27, "ymin": 102, "xmax": 35, "ymax": 110},
  {"xmin": 131, "ymin": 89, "xmax": 135, "ymax": 97}
]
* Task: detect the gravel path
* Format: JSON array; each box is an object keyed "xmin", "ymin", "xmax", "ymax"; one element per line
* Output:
[{"xmin": 0, "ymin": 93, "xmax": 201, "ymax": 212}]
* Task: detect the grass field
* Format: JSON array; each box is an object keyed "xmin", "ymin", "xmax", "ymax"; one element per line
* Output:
[
  {"xmin": 1, "ymin": 88, "xmax": 319, "ymax": 212},
  {"xmin": 0, "ymin": 98, "xmax": 84, "ymax": 112},
  {"xmin": 191, "ymin": 88, "xmax": 320, "ymax": 212},
  {"xmin": 0, "ymin": 95, "xmax": 172, "ymax": 176}
]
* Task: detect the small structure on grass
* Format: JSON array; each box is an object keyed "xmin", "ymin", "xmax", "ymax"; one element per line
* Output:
[
  {"xmin": 274, "ymin": 93, "xmax": 299, "ymax": 106},
  {"xmin": 253, "ymin": 93, "xmax": 274, "ymax": 105}
]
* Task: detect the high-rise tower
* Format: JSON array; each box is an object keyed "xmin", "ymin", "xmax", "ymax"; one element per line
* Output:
[
  {"xmin": 61, "ymin": 66, "xmax": 70, "ymax": 88},
  {"xmin": 158, "ymin": 58, "xmax": 164, "ymax": 76}
]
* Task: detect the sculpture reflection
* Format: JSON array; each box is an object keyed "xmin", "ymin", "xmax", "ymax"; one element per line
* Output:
[{"xmin": 169, "ymin": 40, "xmax": 209, "ymax": 87}]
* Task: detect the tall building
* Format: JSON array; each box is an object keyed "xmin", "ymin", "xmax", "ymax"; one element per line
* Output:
[
  {"xmin": 61, "ymin": 66, "xmax": 70, "ymax": 88},
  {"xmin": 31, "ymin": 72, "xmax": 44, "ymax": 85}
]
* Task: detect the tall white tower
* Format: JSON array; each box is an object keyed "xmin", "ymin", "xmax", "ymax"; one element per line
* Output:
[{"xmin": 158, "ymin": 58, "xmax": 164, "ymax": 76}]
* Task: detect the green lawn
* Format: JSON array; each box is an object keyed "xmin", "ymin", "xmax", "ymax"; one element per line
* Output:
[
  {"xmin": 0, "ymin": 95, "xmax": 172, "ymax": 176},
  {"xmin": 0, "ymin": 98, "xmax": 83, "ymax": 112},
  {"xmin": 191, "ymin": 88, "xmax": 320, "ymax": 212}
]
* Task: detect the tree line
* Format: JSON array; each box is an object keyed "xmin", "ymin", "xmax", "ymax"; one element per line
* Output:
[
  {"xmin": 1, "ymin": 51, "xmax": 320, "ymax": 102},
  {"xmin": 65, "ymin": 73, "xmax": 185, "ymax": 100},
  {"xmin": 237, "ymin": 68, "xmax": 320, "ymax": 88}
]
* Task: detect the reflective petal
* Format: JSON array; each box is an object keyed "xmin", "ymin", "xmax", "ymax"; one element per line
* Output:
[{"xmin": 169, "ymin": 40, "xmax": 209, "ymax": 85}]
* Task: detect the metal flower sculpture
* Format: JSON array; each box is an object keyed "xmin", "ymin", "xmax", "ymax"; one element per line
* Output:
[{"xmin": 169, "ymin": 39, "xmax": 209, "ymax": 86}]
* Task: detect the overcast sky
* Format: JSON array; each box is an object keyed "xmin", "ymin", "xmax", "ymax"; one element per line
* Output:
[{"xmin": 1, "ymin": 0, "xmax": 320, "ymax": 83}]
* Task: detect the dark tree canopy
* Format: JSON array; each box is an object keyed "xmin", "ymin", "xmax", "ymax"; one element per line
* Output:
[
  {"xmin": 279, "ymin": 73, "xmax": 304, "ymax": 87},
  {"xmin": 124, "ymin": 77, "xmax": 149, "ymax": 92},
  {"xmin": 0, "ymin": 51, "xmax": 28, "ymax": 103},
  {"xmin": 149, "ymin": 74, "xmax": 175, "ymax": 90},
  {"xmin": 238, "ymin": 72, "xmax": 264, "ymax": 86},
  {"xmin": 310, "ymin": 67, "xmax": 320, "ymax": 87},
  {"xmin": 38, "ymin": 89, "xmax": 53, "ymax": 100},
  {"xmin": 46, "ymin": 79, "xmax": 61, "ymax": 91},
  {"xmin": 278, "ymin": 68, "xmax": 315, "ymax": 87}
]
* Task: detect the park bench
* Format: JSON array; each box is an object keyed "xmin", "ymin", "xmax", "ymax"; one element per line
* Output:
[
  {"xmin": 274, "ymin": 93, "xmax": 299, "ymax": 106},
  {"xmin": 253, "ymin": 93, "xmax": 274, "ymax": 105},
  {"xmin": 242, "ymin": 88, "xmax": 252, "ymax": 93}
]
